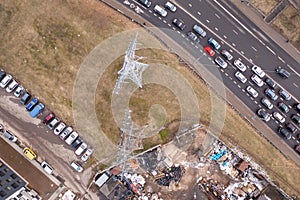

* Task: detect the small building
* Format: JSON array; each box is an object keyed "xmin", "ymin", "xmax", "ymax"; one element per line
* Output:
[
  {"xmin": 95, "ymin": 172, "xmax": 111, "ymax": 188},
  {"xmin": 236, "ymin": 160, "xmax": 249, "ymax": 174}
]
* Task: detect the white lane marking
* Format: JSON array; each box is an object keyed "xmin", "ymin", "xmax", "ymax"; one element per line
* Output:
[
  {"xmin": 252, "ymin": 46, "xmax": 257, "ymax": 52},
  {"xmin": 229, "ymin": 76, "xmax": 233, "ymax": 80},
  {"xmin": 223, "ymin": 35, "xmax": 227, "ymax": 39},
  {"xmin": 208, "ymin": 57, "xmax": 212, "ymax": 60},
  {"xmin": 177, "ymin": 30, "xmax": 181, "ymax": 34},
  {"xmin": 241, "ymin": 51, "xmax": 244, "ymax": 54},
  {"xmin": 258, "ymin": 104, "xmax": 262, "ymax": 108},
  {"xmin": 200, "ymin": 49, "xmax": 203, "ymax": 53},
  {"xmin": 163, "ymin": 20, "xmax": 167, "ymax": 23},
  {"xmin": 182, "ymin": 34, "xmax": 185, "ymax": 37},
  {"xmin": 188, "ymin": 3, "xmax": 192, "ymax": 7},
  {"xmin": 232, "ymin": 43, "xmax": 236, "ymax": 47},
  {"xmin": 233, "ymin": 81, "xmax": 237, "ymax": 84},
  {"xmin": 278, "ymin": 56, "xmax": 285, "ymax": 63},
  {"xmin": 242, "ymin": 89, "xmax": 245, "ymax": 92},
  {"xmin": 225, "ymin": 72, "xmax": 228, "ymax": 76},
  {"xmin": 215, "ymin": 13, "xmax": 220, "ymax": 19},
  {"xmin": 149, "ymin": 10, "xmax": 152, "ymax": 13},
  {"xmin": 153, "ymin": 13, "xmax": 157, "ymax": 16},
  {"xmin": 237, "ymin": 85, "xmax": 241, "ymax": 88},
  {"xmin": 206, "ymin": 19, "xmax": 210, "ymax": 23},
  {"xmin": 287, "ymin": 64, "xmax": 300, "ymax": 77},
  {"xmin": 266, "ymin": 46, "xmax": 276, "ymax": 55},
  {"xmin": 293, "ymin": 83, "xmax": 299, "ymax": 88},
  {"xmin": 198, "ymin": 11, "xmax": 201, "ymax": 15},
  {"xmin": 168, "ymin": 23, "xmax": 171, "ymax": 27},
  {"xmin": 229, "ymin": 49, "xmax": 233, "ymax": 53},
  {"xmin": 172, "ymin": 27, "xmax": 176, "ymax": 30},
  {"xmin": 195, "ymin": 46, "xmax": 199, "ymax": 49},
  {"xmin": 158, "ymin": 17, "xmax": 162, "ymax": 20},
  {"xmin": 220, "ymin": 69, "xmax": 224, "ymax": 72},
  {"xmin": 254, "ymin": 101, "xmax": 257, "ymax": 104},
  {"xmin": 233, "ymin": 30, "xmax": 238, "ymax": 35},
  {"xmin": 258, "ymin": 39, "xmax": 265, "ymax": 46},
  {"xmin": 215, "ymin": 27, "xmax": 218, "ymax": 31}
]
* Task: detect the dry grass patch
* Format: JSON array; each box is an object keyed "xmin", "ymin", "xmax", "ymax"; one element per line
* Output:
[
  {"xmin": 251, "ymin": 0, "xmax": 280, "ymax": 15},
  {"xmin": 272, "ymin": 5, "xmax": 300, "ymax": 50}
]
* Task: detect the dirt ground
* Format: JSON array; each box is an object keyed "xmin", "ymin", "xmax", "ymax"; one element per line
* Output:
[{"xmin": 251, "ymin": 0, "xmax": 281, "ymax": 15}]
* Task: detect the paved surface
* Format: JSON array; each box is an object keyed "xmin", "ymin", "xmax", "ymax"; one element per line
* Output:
[{"xmin": 102, "ymin": 0, "xmax": 300, "ymax": 166}]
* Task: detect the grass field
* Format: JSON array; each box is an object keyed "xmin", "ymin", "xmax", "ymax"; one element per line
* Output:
[{"xmin": 0, "ymin": 0, "xmax": 299, "ymax": 196}]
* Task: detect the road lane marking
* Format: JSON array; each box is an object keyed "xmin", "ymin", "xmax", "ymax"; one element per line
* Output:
[
  {"xmin": 293, "ymin": 83, "xmax": 299, "ymax": 88},
  {"xmin": 168, "ymin": 23, "xmax": 171, "ymax": 27},
  {"xmin": 163, "ymin": 20, "xmax": 167, "ymax": 23},
  {"xmin": 223, "ymin": 35, "xmax": 227, "ymax": 39},
  {"xmin": 258, "ymin": 104, "xmax": 262, "ymax": 108},
  {"xmin": 241, "ymin": 51, "xmax": 244, "ymax": 54},
  {"xmin": 258, "ymin": 39, "xmax": 265, "ymax": 46},
  {"xmin": 237, "ymin": 85, "xmax": 241, "ymax": 88},
  {"xmin": 172, "ymin": 27, "xmax": 175, "ymax": 30},
  {"xmin": 188, "ymin": 3, "xmax": 192, "ymax": 7},
  {"xmin": 215, "ymin": 13, "xmax": 220, "ymax": 19},
  {"xmin": 149, "ymin": 10, "xmax": 152, "ymax": 13},
  {"xmin": 229, "ymin": 76, "xmax": 233, "ymax": 80},
  {"xmin": 153, "ymin": 13, "xmax": 157, "ymax": 16},
  {"xmin": 254, "ymin": 100, "xmax": 257, "ymax": 104},
  {"xmin": 278, "ymin": 56, "xmax": 285, "ymax": 63},
  {"xmin": 220, "ymin": 69, "xmax": 224, "ymax": 72},
  {"xmin": 225, "ymin": 73, "xmax": 228, "ymax": 76},
  {"xmin": 195, "ymin": 46, "xmax": 198, "ymax": 49},
  {"xmin": 233, "ymin": 30, "xmax": 238, "ymax": 35},
  {"xmin": 251, "ymin": 46, "xmax": 257, "ymax": 52},
  {"xmin": 158, "ymin": 17, "xmax": 162, "ymax": 20},
  {"xmin": 197, "ymin": 11, "xmax": 201, "ymax": 15},
  {"xmin": 233, "ymin": 81, "xmax": 237, "ymax": 84},
  {"xmin": 266, "ymin": 46, "xmax": 276, "ymax": 55},
  {"xmin": 232, "ymin": 43, "xmax": 236, "ymax": 47},
  {"xmin": 215, "ymin": 27, "xmax": 218, "ymax": 31},
  {"xmin": 206, "ymin": 19, "xmax": 210, "ymax": 23},
  {"xmin": 242, "ymin": 89, "xmax": 245, "ymax": 92}
]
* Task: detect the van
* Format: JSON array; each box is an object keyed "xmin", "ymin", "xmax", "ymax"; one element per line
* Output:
[
  {"xmin": 41, "ymin": 161, "xmax": 54, "ymax": 175},
  {"xmin": 276, "ymin": 67, "xmax": 290, "ymax": 78},
  {"xmin": 65, "ymin": 131, "xmax": 78, "ymax": 145},
  {"xmin": 20, "ymin": 92, "xmax": 31, "ymax": 105}
]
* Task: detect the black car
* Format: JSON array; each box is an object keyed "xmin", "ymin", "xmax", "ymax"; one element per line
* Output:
[
  {"xmin": 20, "ymin": 92, "xmax": 31, "ymax": 105},
  {"xmin": 291, "ymin": 114, "xmax": 300, "ymax": 125},
  {"xmin": 138, "ymin": 0, "xmax": 151, "ymax": 8},
  {"xmin": 276, "ymin": 67, "xmax": 290, "ymax": 79},
  {"xmin": 265, "ymin": 78, "xmax": 278, "ymax": 89},
  {"xmin": 71, "ymin": 137, "xmax": 83, "ymax": 149},
  {"xmin": 278, "ymin": 102, "xmax": 289, "ymax": 113},
  {"xmin": 172, "ymin": 18, "xmax": 186, "ymax": 31},
  {"xmin": 187, "ymin": 32, "xmax": 200, "ymax": 43},
  {"xmin": 278, "ymin": 127, "xmax": 291, "ymax": 139},
  {"xmin": 257, "ymin": 109, "xmax": 270, "ymax": 122},
  {"xmin": 0, "ymin": 70, "xmax": 6, "ymax": 81},
  {"xmin": 286, "ymin": 123, "xmax": 297, "ymax": 134}
]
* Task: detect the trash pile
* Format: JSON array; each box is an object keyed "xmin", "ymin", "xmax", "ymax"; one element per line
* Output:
[
  {"xmin": 123, "ymin": 173, "xmax": 146, "ymax": 194},
  {"xmin": 155, "ymin": 165, "xmax": 184, "ymax": 186}
]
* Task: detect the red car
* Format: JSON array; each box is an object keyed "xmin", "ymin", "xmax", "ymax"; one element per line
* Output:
[
  {"xmin": 42, "ymin": 112, "xmax": 55, "ymax": 125},
  {"xmin": 204, "ymin": 46, "xmax": 215, "ymax": 57}
]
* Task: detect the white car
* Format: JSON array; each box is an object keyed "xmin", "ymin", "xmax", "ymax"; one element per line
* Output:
[
  {"xmin": 53, "ymin": 122, "xmax": 66, "ymax": 135},
  {"xmin": 234, "ymin": 59, "xmax": 247, "ymax": 72},
  {"xmin": 252, "ymin": 65, "xmax": 265, "ymax": 78},
  {"xmin": 14, "ymin": 85, "xmax": 24, "ymax": 97},
  {"xmin": 261, "ymin": 98, "xmax": 273, "ymax": 109},
  {"xmin": 235, "ymin": 71, "xmax": 247, "ymax": 83},
  {"xmin": 251, "ymin": 74, "xmax": 264, "ymax": 87},
  {"xmin": 165, "ymin": 1, "xmax": 176, "ymax": 12},
  {"xmin": 221, "ymin": 50, "xmax": 233, "ymax": 61},
  {"xmin": 75, "ymin": 142, "xmax": 88, "ymax": 156},
  {"xmin": 214, "ymin": 56, "xmax": 227, "ymax": 69},
  {"xmin": 65, "ymin": 131, "xmax": 78, "ymax": 145},
  {"xmin": 154, "ymin": 5, "xmax": 167, "ymax": 17},
  {"xmin": 59, "ymin": 126, "xmax": 73, "ymax": 140},
  {"xmin": 0, "ymin": 74, "xmax": 12, "ymax": 88},
  {"xmin": 71, "ymin": 161, "xmax": 83, "ymax": 173},
  {"xmin": 41, "ymin": 161, "xmax": 54, "ymax": 175},
  {"xmin": 6, "ymin": 79, "xmax": 19, "ymax": 93},
  {"xmin": 273, "ymin": 112, "xmax": 285, "ymax": 123},
  {"xmin": 81, "ymin": 148, "xmax": 93, "ymax": 162},
  {"xmin": 246, "ymin": 86, "xmax": 258, "ymax": 98}
]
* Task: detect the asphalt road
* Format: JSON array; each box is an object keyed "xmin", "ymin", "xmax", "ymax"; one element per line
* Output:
[{"xmin": 112, "ymin": 0, "xmax": 300, "ymax": 159}]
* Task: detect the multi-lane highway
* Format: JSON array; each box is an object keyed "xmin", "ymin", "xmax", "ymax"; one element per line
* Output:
[{"xmin": 111, "ymin": 0, "xmax": 300, "ymax": 160}]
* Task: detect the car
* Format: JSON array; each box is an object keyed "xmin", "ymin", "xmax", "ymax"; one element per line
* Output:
[
  {"xmin": 54, "ymin": 122, "xmax": 66, "ymax": 135},
  {"xmin": 204, "ymin": 46, "xmax": 215, "ymax": 57},
  {"xmin": 14, "ymin": 85, "xmax": 24, "ymax": 97},
  {"xmin": 208, "ymin": 37, "xmax": 221, "ymax": 50},
  {"xmin": 276, "ymin": 67, "xmax": 290, "ymax": 79},
  {"xmin": 20, "ymin": 92, "xmax": 31, "ymax": 105},
  {"xmin": 23, "ymin": 147, "xmax": 37, "ymax": 160},
  {"xmin": 75, "ymin": 142, "xmax": 88, "ymax": 156},
  {"xmin": 295, "ymin": 144, "xmax": 300, "ymax": 154},
  {"xmin": 3, "ymin": 130, "xmax": 18, "ymax": 143},
  {"xmin": 234, "ymin": 71, "xmax": 247, "ymax": 83},
  {"xmin": 41, "ymin": 161, "xmax": 54, "ymax": 175},
  {"xmin": 138, "ymin": 0, "xmax": 151, "ymax": 8},
  {"xmin": 153, "ymin": 5, "xmax": 167, "ymax": 17},
  {"xmin": 296, "ymin": 103, "xmax": 300, "ymax": 113},
  {"xmin": 29, "ymin": 103, "xmax": 45, "ymax": 118},
  {"xmin": 257, "ymin": 109, "xmax": 270, "ymax": 122},
  {"xmin": 214, "ymin": 56, "xmax": 227, "ymax": 69},
  {"xmin": 6, "ymin": 79, "xmax": 18, "ymax": 93},
  {"xmin": 42, "ymin": 113, "xmax": 55, "ymax": 124},
  {"xmin": 233, "ymin": 59, "xmax": 247, "ymax": 72},
  {"xmin": 265, "ymin": 78, "xmax": 278, "ymax": 89},
  {"xmin": 265, "ymin": 88, "xmax": 278, "ymax": 101},
  {"xmin": 291, "ymin": 114, "xmax": 300, "ymax": 125},
  {"xmin": 273, "ymin": 112, "xmax": 285, "ymax": 123},
  {"xmin": 278, "ymin": 127, "xmax": 291, "ymax": 139},
  {"xmin": 25, "ymin": 98, "xmax": 38, "ymax": 111},
  {"xmin": 193, "ymin": 24, "xmax": 206, "ymax": 38},
  {"xmin": 81, "ymin": 148, "xmax": 94, "ymax": 162},
  {"xmin": 187, "ymin": 32, "xmax": 200, "ymax": 43},
  {"xmin": 261, "ymin": 98, "xmax": 273, "ymax": 109},
  {"xmin": 172, "ymin": 18, "xmax": 186, "ymax": 30},
  {"xmin": 279, "ymin": 90, "xmax": 291, "ymax": 101},
  {"xmin": 65, "ymin": 131, "xmax": 78, "ymax": 145},
  {"xmin": 71, "ymin": 137, "xmax": 83, "ymax": 149},
  {"xmin": 286, "ymin": 123, "xmax": 297, "ymax": 134},
  {"xmin": 0, "ymin": 70, "xmax": 6, "ymax": 81},
  {"xmin": 246, "ymin": 86, "xmax": 258, "ymax": 98},
  {"xmin": 0, "ymin": 124, "xmax": 3, "ymax": 132},
  {"xmin": 221, "ymin": 50, "xmax": 233, "ymax": 61},
  {"xmin": 165, "ymin": 1, "xmax": 176, "ymax": 12},
  {"xmin": 0, "ymin": 74, "xmax": 12, "ymax": 88},
  {"xmin": 252, "ymin": 65, "xmax": 265, "ymax": 78},
  {"xmin": 48, "ymin": 117, "xmax": 60, "ymax": 130},
  {"xmin": 251, "ymin": 74, "xmax": 264, "ymax": 87},
  {"xmin": 70, "ymin": 161, "xmax": 83, "ymax": 173},
  {"xmin": 60, "ymin": 126, "xmax": 73, "ymax": 140},
  {"xmin": 278, "ymin": 102, "xmax": 289, "ymax": 113}
]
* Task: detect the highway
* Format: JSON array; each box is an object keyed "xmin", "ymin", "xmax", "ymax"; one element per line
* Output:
[{"xmin": 111, "ymin": 0, "xmax": 300, "ymax": 161}]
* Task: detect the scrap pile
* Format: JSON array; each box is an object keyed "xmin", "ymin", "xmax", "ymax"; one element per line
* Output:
[
  {"xmin": 155, "ymin": 165, "xmax": 184, "ymax": 186},
  {"xmin": 123, "ymin": 173, "xmax": 146, "ymax": 194}
]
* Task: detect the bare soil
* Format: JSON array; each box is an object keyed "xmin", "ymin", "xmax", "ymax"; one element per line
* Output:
[{"xmin": 251, "ymin": 0, "xmax": 281, "ymax": 15}]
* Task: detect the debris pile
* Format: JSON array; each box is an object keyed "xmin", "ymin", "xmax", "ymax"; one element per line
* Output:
[{"xmin": 155, "ymin": 165, "xmax": 184, "ymax": 186}]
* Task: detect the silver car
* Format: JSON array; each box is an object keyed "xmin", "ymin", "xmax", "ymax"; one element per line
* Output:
[
  {"xmin": 214, "ymin": 56, "xmax": 227, "ymax": 69},
  {"xmin": 261, "ymin": 98, "xmax": 273, "ymax": 109},
  {"xmin": 246, "ymin": 86, "xmax": 258, "ymax": 98},
  {"xmin": 59, "ymin": 126, "xmax": 73, "ymax": 140},
  {"xmin": 235, "ymin": 71, "xmax": 247, "ymax": 83}
]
